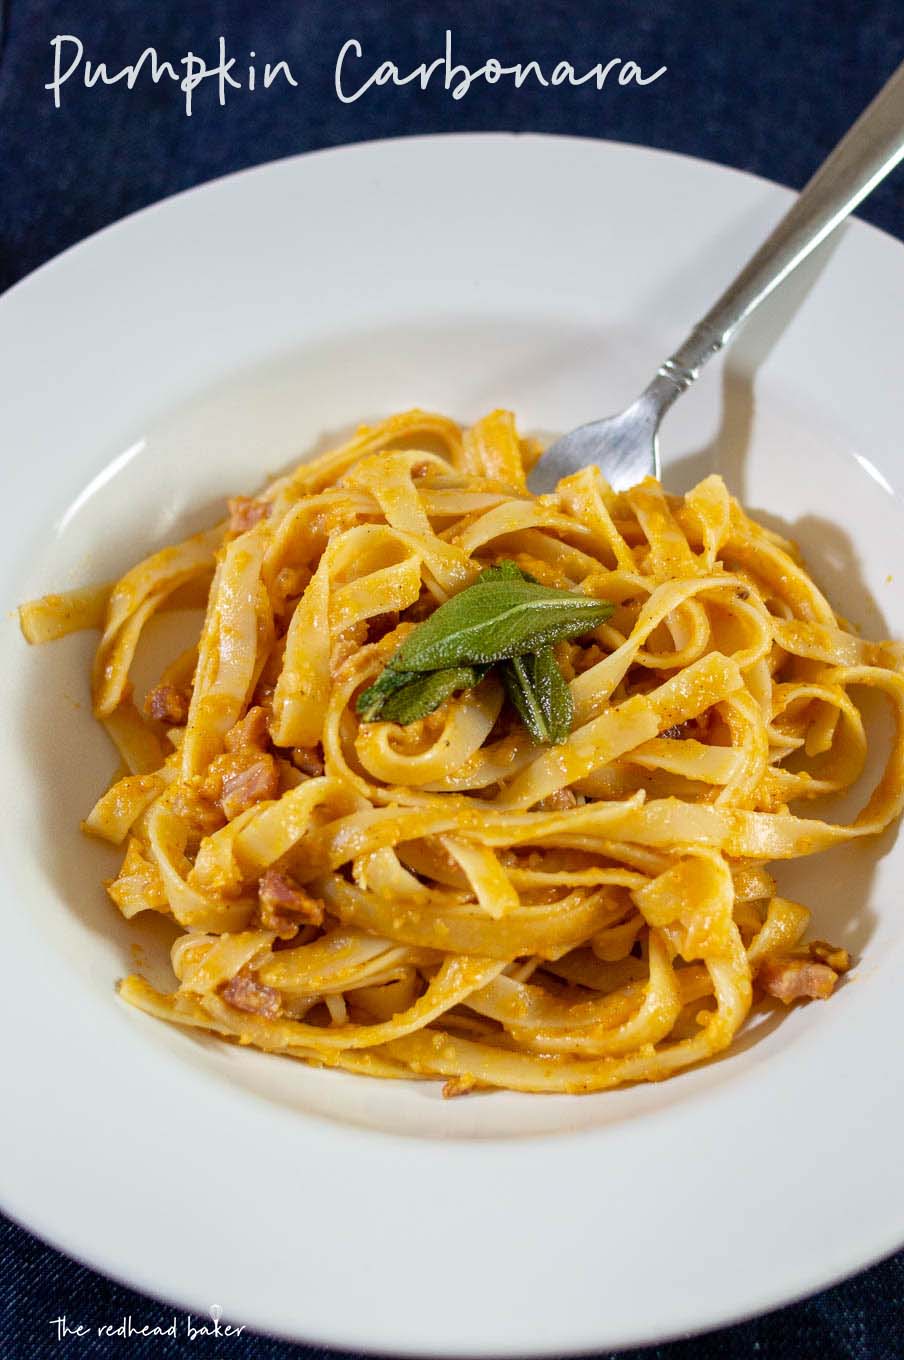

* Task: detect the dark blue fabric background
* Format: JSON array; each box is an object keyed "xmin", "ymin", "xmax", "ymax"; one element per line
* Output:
[{"xmin": 2, "ymin": 1, "xmax": 903, "ymax": 1356}]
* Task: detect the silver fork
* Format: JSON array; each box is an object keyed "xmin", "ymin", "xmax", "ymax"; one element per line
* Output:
[{"xmin": 529, "ymin": 58, "xmax": 904, "ymax": 495}]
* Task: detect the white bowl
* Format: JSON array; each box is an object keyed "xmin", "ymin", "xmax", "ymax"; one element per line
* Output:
[{"xmin": 2, "ymin": 134, "xmax": 903, "ymax": 1354}]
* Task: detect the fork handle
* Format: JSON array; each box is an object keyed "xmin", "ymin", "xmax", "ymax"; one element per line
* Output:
[{"xmin": 645, "ymin": 57, "xmax": 904, "ymax": 411}]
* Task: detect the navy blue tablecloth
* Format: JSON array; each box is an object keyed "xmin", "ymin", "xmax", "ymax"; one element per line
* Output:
[{"xmin": 2, "ymin": 2, "xmax": 903, "ymax": 1355}]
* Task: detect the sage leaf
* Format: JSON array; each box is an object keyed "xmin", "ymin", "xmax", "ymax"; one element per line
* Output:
[
  {"xmin": 502, "ymin": 655, "xmax": 550, "ymax": 744},
  {"xmin": 531, "ymin": 646, "xmax": 574, "ymax": 744},
  {"xmin": 386, "ymin": 579, "xmax": 613, "ymax": 672},
  {"xmin": 379, "ymin": 666, "xmax": 486, "ymax": 724},
  {"xmin": 477, "ymin": 560, "xmax": 539, "ymax": 585},
  {"xmin": 502, "ymin": 647, "xmax": 574, "ymax": 745},
  {"xmin": 356, "ymin": 666, "xmax": 420, "ymax": 720}
]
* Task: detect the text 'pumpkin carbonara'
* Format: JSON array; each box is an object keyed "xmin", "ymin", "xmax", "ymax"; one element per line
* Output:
[{"xmin": 20, "ymin": 410, "xmax": 904, "ymax": 1094}]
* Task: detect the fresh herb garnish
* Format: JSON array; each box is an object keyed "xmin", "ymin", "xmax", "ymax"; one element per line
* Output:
[
  {"xmin": 502, "ymin": 645, "xmax": 574, "ymax": 745},
  {"xmin": 475, "ymin": 560, "xmax": 540, "ymax": 585},
  {"xmin": 356, "ymin": 665, "xmax": 421, "ymax": 721},
  {"xmin": 356, "ymin": 562, "xmax": 612, "ymax": 744},
  {"xmin": 377, "ymin": 665, "xmax": 488, "ymax": 725},
  {"xmin": 385, "ymin": 577, "xmax": 611, "ymax": 672},
  {"xmin": 502, "ymin": 653, "xmax": 552, "ymax": 744}
]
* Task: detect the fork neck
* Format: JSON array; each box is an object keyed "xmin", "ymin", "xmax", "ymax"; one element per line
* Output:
[{"xmin": 641, "ymin": 323, "xmax": 727, "ymax": 417}]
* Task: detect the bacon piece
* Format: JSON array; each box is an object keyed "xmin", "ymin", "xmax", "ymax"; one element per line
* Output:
[
  {"xmin": 256, "ymin": 868, "xmax": 325, "ymax": 939},
  {"xmin": 331, "ymin": 622, "xmax": 368, "ymax": 674},
  {"xmin": 536, "ymin": 788, "xmax": 578, "ymax": 812},
  {"xmin": 273, "ymin": 566, "xmax": 311, "ymax": 613},
  {"xmin": 170, "ymin": 782, "xmax": 226, "ymax": 834},
  {"xmin": 292, "ymin": 745, "xmax": 325, "ymax": 777},
  {"xmin": 809, "ymin": 940, "xmax": 852, "ymax": 972},
  {"xmin": 569, "ymin": 643, "xmax": 605, "ymax": 676},
  {"xmin": 144, "ymin": 683, "xmax": 190, "ymax": 725},
  {"xmin": 227, "ymin": 496, "xmax": 269, "ymax": 535},
  {"xmin": 758, "ymin": 956, "xmax": 840, "ymax": 1004},
  {"xmin": 442, "ymin": 1075, "xmax": 478, "ymax": 1098},
  {"xmin": 218, "ymin": 755, "xmax": 279, "ymax": 820},
  {"xmin": 221, "ymin": 971, "xmax": 281, "ymax": 1018},
  {"xmin": 405, "ymin": 592, "xmax": 437, "ymax": 623},
  {"xmin": 225, "ymin": 705, "xmax": 271, "ymax": 753},
  {"xmin": 367, "ymin": 611, "xmax": 400, "ymax": 644}
]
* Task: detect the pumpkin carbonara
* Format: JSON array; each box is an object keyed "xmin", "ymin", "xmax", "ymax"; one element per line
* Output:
[{"xmin": 20, "ymin": 409, "xmax": 904, "ymax": 1094}]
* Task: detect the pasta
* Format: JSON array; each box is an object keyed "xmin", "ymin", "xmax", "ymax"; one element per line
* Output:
[{"xmin": 20, "ymin": 408, "xmax": 904, "ymax": 1095}]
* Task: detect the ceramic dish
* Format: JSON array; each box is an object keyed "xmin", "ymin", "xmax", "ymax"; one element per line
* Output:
[{"xmin": 2, "ymin": 134, "xmax": 903, "ymax": 1354}]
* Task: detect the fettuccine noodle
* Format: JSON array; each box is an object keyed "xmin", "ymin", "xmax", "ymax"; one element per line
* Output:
[{"xmin": 20, "ymin": 409, "xmax": 904, "ymax": 1094}]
